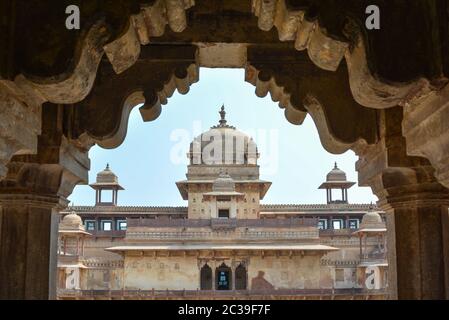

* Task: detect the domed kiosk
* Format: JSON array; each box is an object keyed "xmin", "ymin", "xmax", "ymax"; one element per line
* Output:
[
  {"xmin": 352, "ymin": 208, "xmax": 388, "ymax": 290},
  {"xmin": 319, "ymin": 163, "xmax": 356, "ymax": 204},
  {"xmin": 89, "ymin": 164, "xmax": 124, "ymax": 206},
  {"xmin": 58, "ymin": 211, "xmax": 91, "ymax": 290}
]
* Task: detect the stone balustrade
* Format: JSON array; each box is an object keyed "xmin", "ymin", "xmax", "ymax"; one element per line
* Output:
[
  {"xmin": 127, "ymin": 217, "xmax": 318, "ymax": 228},
  {"xmin": 125, "ymin": 230, "xmax": 319, "ymax": 241}
]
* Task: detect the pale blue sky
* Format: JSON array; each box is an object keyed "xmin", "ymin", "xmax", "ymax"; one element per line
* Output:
[{"xmin": 69, "ymin": 68, "xmax": 377, "ymax": 206}]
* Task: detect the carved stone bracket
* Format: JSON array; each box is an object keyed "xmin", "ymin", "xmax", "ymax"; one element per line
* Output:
[
  {"xmin": 12, "ymin": 21, "xmax": 110, "ymax": 105},
  {"xmin": 0, "ymin": 81, "xmax": 42, "ymax": 179},
  {"xmin": 104, "ymin": 0, "xmax": 195, "ymax": 74},
  {"xmin": 73, "ymin": 44, "xmax": 199, "ymax": 149},
  {"xmin": 356, "ymin": 107, "xmax": 449, "ymax": 300},
  {"xmin": 245, "ymin": 45, "xmax": 379, "ymax": 154},
  {"xmin": 251, "ymin": 0, "xmax": 444, "ymax": 109},
  {"xmin": 402, "ymin": 83, "xmax": 449, "ymax": 189}
]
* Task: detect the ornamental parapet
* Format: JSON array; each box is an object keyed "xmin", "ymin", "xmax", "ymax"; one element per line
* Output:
[
  {"xmin": 125, "ymin": 230, "xmax": 319, "ymax": 241},
  {"xmin": 127, "ymin": 218, "xmax": 318, "ymax": 228}
]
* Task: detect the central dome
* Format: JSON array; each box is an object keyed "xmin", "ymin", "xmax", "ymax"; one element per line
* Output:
[{"xmin": 188, "ymin": 106, "xmax": 259, "ymax": 165}]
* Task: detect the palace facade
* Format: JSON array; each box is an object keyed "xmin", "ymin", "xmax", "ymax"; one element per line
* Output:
[{"xmin": 57, "ymin": 107, "xmax": 387, "ymax": 300}]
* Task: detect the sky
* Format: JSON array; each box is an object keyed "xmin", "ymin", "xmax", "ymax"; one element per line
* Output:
[{"xmin": 69, "ymin": 68, "xmax": 378, "ymax": 207}]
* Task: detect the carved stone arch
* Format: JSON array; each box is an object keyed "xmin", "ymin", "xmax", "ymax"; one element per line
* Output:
[
  {"xmin": 3, "ymin": 0, "xmax": 196, "ymax": 108},
  {"xmin": 103, "ymin": 0, "xmax": 196, "ymax": 75},
  {"xmin": 302, "ymin": 94, "xmax": 369, "ymax": 154},
  {"xmin": 251, "ymin": 0, "xmax": 445, "ymax": 109},
  {"xmin": 10, "ymin": 20, "xmax": 110, "ymax": 105},
  {"xmin": 245, "ymin": 45, "xmax": 380, "ymax": 154},
  {"xmin": 72, "ymin": 45, "xmax": 199, "ymax": 149}
]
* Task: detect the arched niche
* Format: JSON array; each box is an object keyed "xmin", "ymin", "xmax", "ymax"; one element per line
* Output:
[{"xmin": 200, "ymin": 263, "xmax": 213, "ymax": 290}]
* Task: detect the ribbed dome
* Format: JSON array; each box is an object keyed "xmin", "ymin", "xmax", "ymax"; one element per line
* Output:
[
  {"xmin": 96, "ymin": 164, "xmax": 119, "ymax": 184},
  {"xmin": 61, "ymin": 211, "xmax": 83, "ymax": 230},
  {"xmin": 188, "ymin": 106, "xmax": 258, "ymax": 165},
  {"xmin": 326, "ymin": 162, "xmax": 347, "ymax": 182},
  {"xmin": 360, "ymin": 211, "xmax": 385, "ymax": 230},
  {"xmin": 212, "ymin": 173, "xmax": 236, "ymax": 192}
]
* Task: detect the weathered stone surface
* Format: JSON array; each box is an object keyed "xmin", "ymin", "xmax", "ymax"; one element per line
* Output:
[
  {"xmin": 356, "ymin": 107, "xmax": 449, "ymax": 300},
  {"xmin": 1, "ymin": 0, "xmax": 449, "ymax": 300},
  {"xmin": 73, "ymin": 45, "xmax": 199, "ymax": 149},
  {"xmin": 245, "ymin": 45, "xmax": 379, "ymax": 154},
  {"xmin": 0, "ymin": 103, "xmax": 91, "ymax": 299},
  {"xmin": 16, "ymin": 21, "xmax": 110, "ymax": 104},
  {"xmin": 0, "ymin": 163, "xmax": 83, "ymax": 299},
  {"xmin": 0, "ymin": 81, "xmax": 42, "ymax": 178},
  {"xmin": 403, "ymin": 83, "xmax": 449, "ymax": 189}
]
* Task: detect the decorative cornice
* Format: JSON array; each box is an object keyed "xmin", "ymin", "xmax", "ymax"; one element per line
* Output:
[{"xmin": 62, "ymin": 203, "xmax": 377, "ymax": 214}]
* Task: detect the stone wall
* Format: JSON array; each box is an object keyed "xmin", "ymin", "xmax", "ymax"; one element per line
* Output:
[
  {"xmin": 248, "ymin": 255, "xmax": 321, "ymax": 290},
  {"xmin": 123, "ymin": 256, "xmax": 200, "ymax": 290}
]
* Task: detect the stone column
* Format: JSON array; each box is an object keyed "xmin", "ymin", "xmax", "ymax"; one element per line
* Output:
[
  {"xmin": 0, "ymin": 103, "xmax": 91, "ymax": 299},
  {"xmin": 0, "ymin": 162, "xmax": 85, "ymax": 300},
  {"xmin": 0, "ymin": 192, "xmax": 66, "ymax": 299},
  {"xmin": 381, "ymin": 198, "xmax": 449, "ymax": 299},
  {"xmin": 356, "ymin": 107, "xmax": 449, "ymax": 299}
]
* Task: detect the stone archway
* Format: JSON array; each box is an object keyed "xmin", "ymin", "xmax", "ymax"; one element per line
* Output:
[{"xmin": 1, "ymin": 0, "xmax": 449, "ymax": 300}]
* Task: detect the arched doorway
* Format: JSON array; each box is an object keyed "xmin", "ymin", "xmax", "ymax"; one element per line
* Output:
[
  {"xmin": 200, "ymin": 264, "xmax": 212, "ymax": 290},
  {"xmin": 235, "ymin": 263, "xmax": 247, "ymax": 290},
  {"xmin": 216, "ymin": 263, "xmax": 232, "ymax": 290}
]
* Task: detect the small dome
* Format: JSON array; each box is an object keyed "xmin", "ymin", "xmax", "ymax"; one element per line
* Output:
[
  {"xmin": 326, "ymin": 162, "xmax": 347, "ymax": 182},
  {"xmin": 96, "ymin": 164, "xmax": 119, "ymax": 184},
  {"xmin": 61, "ymin": 211, "xmax": 83, "ymax": 229},
  {"xmin": 212, "ymin": 172, "xmax": 236, "ymax": 192},
  {"xmin": 360, "ymin": 210, "xmax": 385, "ymax": 230}
]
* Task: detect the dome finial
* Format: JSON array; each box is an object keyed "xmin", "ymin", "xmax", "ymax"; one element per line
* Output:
[
  {"xmin": 218, "ymin": 104, "xmax": 227, "ymax": 127},
  {"xmin": 334, "ymin": 162, "xmax": 338, "ymax": 169},
  {"xmin": 106, "ymin": 163, "xmax": 110, "ymax": 170},
  {"xmin": 211, "ymin": 104, "xmax": 235, "ymax": 129}
]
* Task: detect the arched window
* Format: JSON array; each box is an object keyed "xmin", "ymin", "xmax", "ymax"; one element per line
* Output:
[
  {"xmin": 200, "ymin": 264, "xmax": 212, "ymax": 290},
  {"xmin": 216, "ymin": 262, "xmax": 232, "ymax": 290},
  {"xmin": 235, "ymin": 263, "xmax": 247, "ymax": 290}
]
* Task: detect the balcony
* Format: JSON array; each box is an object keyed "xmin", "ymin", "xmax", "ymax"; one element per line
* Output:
[
  {"xmin": 319, "ymin": 229, "xmax": 356, "ymax": 237},
  {"xmin": 211, "ymin": 218, "xmax": 237, "ymax": 230},
  {"xmin": 361, "ymin": 252, "xmax": 387, "ymax": 265},
  {"xmin": 125, "ymin": 230, "xmax": 319, "ymax": 241},
  {"xmin": 127, "ymin": 218, "xmax": 318, "ymax": 228},
  {"xmin": 89, "ymin": 230, "xmax": 126, "ymax": 238},
  {"xmin": 125, "ymin": 218, "xmax": 320, "ymax": 241}
]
